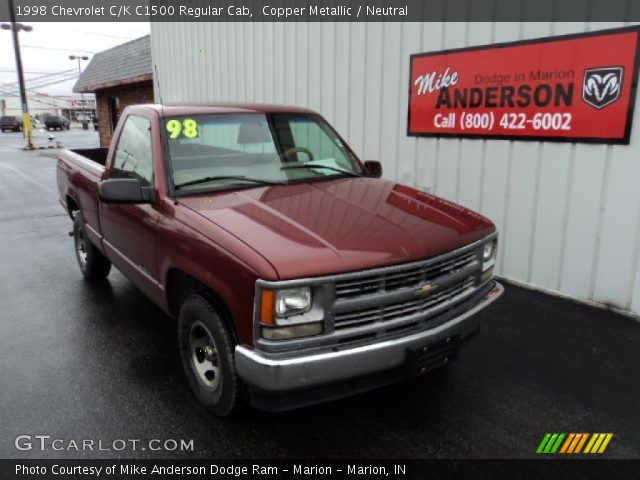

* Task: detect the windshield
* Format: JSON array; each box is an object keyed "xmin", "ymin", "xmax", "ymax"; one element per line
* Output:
[{"xmin": 164, "ymin": 113, "xmax": 362, "ymax": 193}]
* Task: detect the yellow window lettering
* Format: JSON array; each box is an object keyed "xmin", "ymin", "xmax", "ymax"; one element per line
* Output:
[
  {"xmin": 166, "ymin": 119, "xmax": 199, "ymax": 139},
  {"xmin": 166, "ymin": 119, "xmax": 182, "ymax": 139},
  {"xmin": 182, "ymin": 118, "xmax": 198, "ymax": 138}
]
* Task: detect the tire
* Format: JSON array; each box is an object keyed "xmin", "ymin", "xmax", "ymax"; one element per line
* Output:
[
  {"xmin": 73, "ymin": 212, "xmax": 111, "ymax": 281},
  {"xmin": 178, "ymin": 294, "xmax": 247, "ymax": 416}
]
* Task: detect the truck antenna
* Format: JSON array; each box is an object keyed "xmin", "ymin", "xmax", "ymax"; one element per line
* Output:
[
  {"xmin": 154, "ymin": 63, "xmax": 164, "ymax": 107},
  {"xmin": 154, "ymin": 62, "xmax": 176, "ymax": 201}
]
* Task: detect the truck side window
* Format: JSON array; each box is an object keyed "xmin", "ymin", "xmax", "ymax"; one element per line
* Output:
[
  {"xmin": 112, "ymin": 115, "xmax": 153, "ymax": 185},
  {"xmin": 288, "ymin": 116, "xmax": 352, "ymax": 169}
]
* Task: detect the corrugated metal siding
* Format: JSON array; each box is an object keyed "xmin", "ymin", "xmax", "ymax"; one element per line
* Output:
[{"xmin": 151, "ymin": 20, "xmax": 640, "ymax": 316}]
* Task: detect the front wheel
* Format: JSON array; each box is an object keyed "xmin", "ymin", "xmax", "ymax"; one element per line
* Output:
[
  {"xmin": 178, "ymin": 294, "xmax": 247, "ymax": 416},
  {"xmin": 73, "ymin": 213, "xmax": 111, "ymax": 281}
]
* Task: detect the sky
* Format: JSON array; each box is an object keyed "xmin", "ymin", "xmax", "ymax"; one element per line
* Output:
[{"xmin": 0, "ymin": 22, "xmax": 150, "ymax": 97}]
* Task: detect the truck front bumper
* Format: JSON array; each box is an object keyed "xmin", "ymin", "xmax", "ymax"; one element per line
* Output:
[{"xmin": 235, "ymin": 281, "xmax": 504, "ymax": 410}]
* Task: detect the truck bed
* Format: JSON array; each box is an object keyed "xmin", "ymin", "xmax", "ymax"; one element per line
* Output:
[
  {"xmin": 57, "ymin": 148, "xmax": 109, "ymax": 247},
  {"xmin": 70, "ymin": 148, "xmax": 109, "ymax": 166}
]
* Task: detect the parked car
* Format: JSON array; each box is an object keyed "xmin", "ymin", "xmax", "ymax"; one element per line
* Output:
[
  {"xmin": 1, "ymin": 115, "xmax": 23, "ymax": 132},
  {"xmin": 45, "ymin": 115, "xmax": 70, "ymax": 131},
  {"xmin": 57, "ymin": 104, "xmax": 503, "ymax": 416}
]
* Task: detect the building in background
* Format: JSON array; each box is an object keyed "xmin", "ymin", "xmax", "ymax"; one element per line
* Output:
[
  {"xmin": 1, "ymin": 93, "xmax": 95, "ymax": 122},
  {"xmin": 151, "ymin": 21, "xmax": 640, "ymax": 317},
  {"xmin": 74, "ymin": 35, "xmax": 152, "ymax": 147}
]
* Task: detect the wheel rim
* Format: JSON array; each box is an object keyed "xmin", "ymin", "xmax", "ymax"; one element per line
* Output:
[
  {"xmin": 74, "ymin": 224, "xmax": 88, "ymax": 269},
  {"xmin": 188, "ymin": 320, "xmax": 221, "ymax": 392}
]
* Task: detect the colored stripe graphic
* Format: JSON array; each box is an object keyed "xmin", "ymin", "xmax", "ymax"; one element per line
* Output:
[
  {"xmin": 584, "ymin": 434, "xmax": 599, "ymax": 453},
  {"xmin": 598, "ymin": 434, "xmax": 613, "ymax": 453},
  {"xmin": 538, "ymin": 433, "xmax": 613, "ymax": 454},
  {"xmin": 584, "ymin": 433, "xmax": 614, "ymax": 454},
  {"xmin": 550, "ymin": 433, "xmax": 565, "ymax": 453},
  {"xmin": 567, "ymin": 433, "xmax": 583, "ymax": 453},
  {"xmin": 574, "ymin": 433, "xmax": 589, "ymax": 453},
  {"xmin": 559, "ymin": 433, "xmax": 575, "ymax": 454},
  {"xmin": 537, "ymin": 433, "xmax": 565, "ymax": 454},
  {"xmin": 536, "ymin": 434, "xmax": 552, "ymax": 454}
]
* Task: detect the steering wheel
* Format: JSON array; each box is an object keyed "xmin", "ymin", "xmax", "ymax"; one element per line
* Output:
[{"xmin": 280, "ymin": 147, "xmax": 314, "ymax": 162}]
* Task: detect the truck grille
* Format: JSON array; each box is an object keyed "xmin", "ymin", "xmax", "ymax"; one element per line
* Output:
[
  {"xmin": 334, "ymin": 276, "xmax": 476, "ymax": 330},
  {"xmin": 335, "ymin": 250, "xmax": 477, "ymax": 301},
  {"xmin": 329, "ymin": 246, "xmax": 484, "ymax": 336}
]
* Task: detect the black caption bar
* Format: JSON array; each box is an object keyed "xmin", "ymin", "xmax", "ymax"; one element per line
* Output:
[
  {"xmin": 2, "ymin": 459, "xmax": 640, "ymax": 480},
  {"xmin": 0, "ymin": 0, "xmax": 640, "ymax": 22}
]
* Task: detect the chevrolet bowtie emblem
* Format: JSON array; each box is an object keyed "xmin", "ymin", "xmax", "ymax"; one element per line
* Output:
[{"xmin": 415, "ymin": 283, "xmax": 439, "ymax": 297}]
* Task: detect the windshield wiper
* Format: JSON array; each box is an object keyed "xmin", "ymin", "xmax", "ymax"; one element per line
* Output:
[
  {"xmin": 280, "ymin": 163, "xmax": 361, "ymax": 177},
  {"xmin": 175, "ymin": 175, "xmax": 284, "ymax": 189}
]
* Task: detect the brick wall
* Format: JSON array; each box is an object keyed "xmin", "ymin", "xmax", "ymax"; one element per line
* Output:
[{"xmin": 95, "ymin": 81, "xmax": 154, "ymax": 147}]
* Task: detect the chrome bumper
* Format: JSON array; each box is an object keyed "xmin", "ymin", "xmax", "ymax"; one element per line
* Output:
[{"xmin": 235, "ymin": 282, "xmax": 504, "ymax": 393}]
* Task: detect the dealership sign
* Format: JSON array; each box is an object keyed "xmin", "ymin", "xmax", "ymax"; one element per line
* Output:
[{"xmin": 407, "ymin": 28, "xmax": 640, "ymax": 143}]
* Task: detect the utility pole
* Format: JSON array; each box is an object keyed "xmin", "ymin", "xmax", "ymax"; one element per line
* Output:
[
  {"xmin": 69, "ymin": 55, "xmax": 89, "ymax": 129},
  {"xmin": 2, "ymin": 0, "xmax": 33, "ymax": 149}
]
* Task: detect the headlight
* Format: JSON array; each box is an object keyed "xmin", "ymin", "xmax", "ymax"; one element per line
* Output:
[
  {"xmin": 483, "ymin": 240, "xmax": 496, "ymax": 261},
  {"xmin": 482, "ymin": 239, "xmax": 498, "ymax": 279},
  {"xmin": 275, "ymin": 287, "xmax": 311, "ymax": 318},
  {"xmin": 259, "ymin": 287, "xmax": 322, "ymax": 340}
]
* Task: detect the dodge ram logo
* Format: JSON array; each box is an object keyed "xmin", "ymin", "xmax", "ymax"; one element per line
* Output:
[{"xmin": 582, "ymin": 67, "xmax": 624, "ymax": 109}]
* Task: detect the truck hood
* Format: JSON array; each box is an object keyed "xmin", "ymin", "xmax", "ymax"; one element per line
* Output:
[{"xmin": 177, "ymin": 178, "xmax": 495, "ymax": 279}]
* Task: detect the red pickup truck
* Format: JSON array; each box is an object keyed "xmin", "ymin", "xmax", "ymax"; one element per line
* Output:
[{"xmin": 57, "ymin": 104, "xmax": 503, "ymax": 415}]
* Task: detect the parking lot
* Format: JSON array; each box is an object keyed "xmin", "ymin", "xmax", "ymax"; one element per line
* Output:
[{"xmin": 1, "ymin": 129, "xmax": 639, "ymax": 460}]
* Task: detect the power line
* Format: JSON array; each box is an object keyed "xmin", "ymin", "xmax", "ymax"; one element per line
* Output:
[
  {"xmin": 21, "ymin": 45, "xmax": 95, "ymax": 54},
  {"xmin": 1, "ymin": 74, "xmax": 78, "ymax": 95},
  {"xmin": 63, "ymin": 29, "xmax": 136, "ymax": 40},
  {"xmin": 3, "ymin": 69, "xmax": 76, "ymax": 83},
  {"xmin": 0, "ymin": 68, "xmax": 76, "ymax": 74},
  {"xmin": 29, "ymin": 75, "xmax": 77, "ymax": 90},
  {"xmin": 0, "ymin": 69, "xmax": 77, "ymax": 88}
]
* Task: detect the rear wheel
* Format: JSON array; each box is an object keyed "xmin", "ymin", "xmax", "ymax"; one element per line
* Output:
[
  {"xmin": 73, "ymin": 213, "xmax": 111, "ymax": 281},
  {"xmin": 178, "ymin": 294, "xmax": 247, "ymax": 416}
]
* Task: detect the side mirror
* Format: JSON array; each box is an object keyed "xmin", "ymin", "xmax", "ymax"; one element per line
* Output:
[
  {"xmin": 363, "ymin": 161, "xmax": 382, "ymax": 178},
  {"xmin": 99, "ymin": 178, "xmax": 156, "ymax": 204}
]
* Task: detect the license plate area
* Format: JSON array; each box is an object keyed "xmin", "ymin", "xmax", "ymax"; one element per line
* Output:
[{"xmin": 406, "ymin": 335, "xmax": 460, "ymax": 377}]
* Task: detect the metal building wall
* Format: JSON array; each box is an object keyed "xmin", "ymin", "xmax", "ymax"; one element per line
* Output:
[{"xmin": 151, "ymin": 19, "xmax": 640, "ymax": 316}]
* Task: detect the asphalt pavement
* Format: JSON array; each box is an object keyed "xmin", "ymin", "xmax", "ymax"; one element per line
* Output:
[{"xmin": 1, "ymin": 128, "xmax": 639, "ymax": 459}]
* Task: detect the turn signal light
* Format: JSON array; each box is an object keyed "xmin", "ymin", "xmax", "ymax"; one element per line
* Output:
[{"xmin": 260, "ymin": 289, "xmax": 275, "ymax": 325}]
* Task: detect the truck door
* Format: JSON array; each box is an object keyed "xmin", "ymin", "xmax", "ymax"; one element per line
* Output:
[{"xmin": 100, "ymin": 114, "xmax": 159, "ymax": 296}]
